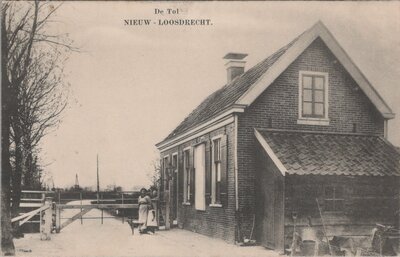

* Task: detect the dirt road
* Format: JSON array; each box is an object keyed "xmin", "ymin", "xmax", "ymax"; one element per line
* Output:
[{"xmin": 15, "ymin": 207, "xmax": 278, "ymax": 257}]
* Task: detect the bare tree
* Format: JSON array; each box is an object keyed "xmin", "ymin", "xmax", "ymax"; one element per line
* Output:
[
  {"xmin": 2, "ymin": 1, "xmax": 74, "ymax": 253},
  {"xmin": 1, "ymin": 1, "xmax": 39, "ymax": 253},
  {"xmin": 147, "ymin": 159, "xmax": 161, "ymax": 189},
  {"xmin": 10, "ymin": 41, "xmax": 70, "ymax": 218}
]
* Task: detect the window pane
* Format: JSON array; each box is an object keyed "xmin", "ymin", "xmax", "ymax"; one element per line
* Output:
[
  {"xmin": 215, "ymin": 140, "xmax": 220, "ymax": 161},
  {"xmin": 303, "ymin": 102, "xmax": 312, "ymax": 115},
  {"xmin": 173, "ymin": 156, "xmax": 177, "ymax": 169},
  {"xmin": 335, "ymin": 200, "xmax": 344, "ymax": 211},
  {"xmin": 325, "ymin": 186, "xmax": 334, "ymax": 198},
  {"xmin": 215, "ymin": 139, "xmax": 221, "ymax": 161},
  {"xmin": 303, "ymin": 76, "xmax": 312, "ymax": 89},
  {"xmin": 184, "ymin": 151, "xmax": 189, "ymax": 166},
  {"xmin": 325, "ymin": 200, "xmax": 334, "ymax": 211},
  {"xmin": 303, "ymin": 89, "xmax": 312, "ymax": 102},
  {"xmin": 335, "ymin": 186, "xmax": 344, "ymax": 199},
  {"xmin": 315, "ymin": 103, "xmax": 324, "ymax": 116},
  {"xmin": 315, "ymin": 77, "xmax": 324, "ymax": 90},
  {"xmin": 315, "ymin": 90, "xmax": 324, "ymax": 103},
  {"xmin": 216, "ymin": 181, "xmax": 221, "ymax": 203}
]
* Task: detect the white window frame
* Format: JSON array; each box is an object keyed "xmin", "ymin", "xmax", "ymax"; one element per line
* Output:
[
  {"xmin": 210, "ymin": 135, "xmax": 223, "ymax": 207},
  {"xmin": 182, "ymin": 147, "xmax": 191, "ymax": 205},
  {"xmin": 298, "ymin": 71, "xmax": 330, "ymax": 126},
  {"xmin": 163, "ymin": 156, "xmax": 169, "ymax": 191}
]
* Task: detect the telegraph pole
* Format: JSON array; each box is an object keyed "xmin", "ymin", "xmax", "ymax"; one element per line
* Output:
[{"xmin": 96, "ymin": 154, "xmax": 100, "ymax": 204}]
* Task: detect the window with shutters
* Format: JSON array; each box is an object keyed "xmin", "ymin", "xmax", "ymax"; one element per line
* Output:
[
  {"xmin": 211, "ymin": 137, "xmax": 222, "ymax": 204},
  {"xmin": 183, "ymin": 149, "xmax": 191, "ymax": 203},
  {"xmin": 298, "ymin": 71, "xmax": 329, "ymax": 126}
]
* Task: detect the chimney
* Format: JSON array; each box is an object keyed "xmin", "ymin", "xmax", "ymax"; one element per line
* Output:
[{"xmin": 223, "ymin": 52, "xmax": 248, "ymax": 84}]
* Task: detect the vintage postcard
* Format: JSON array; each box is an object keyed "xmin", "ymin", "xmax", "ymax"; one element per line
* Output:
[{"xmin": 1, "ymin": 1, "xmax": 399, "ymax": 256}]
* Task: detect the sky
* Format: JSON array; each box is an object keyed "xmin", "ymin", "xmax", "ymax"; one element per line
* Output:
[{"xmin": 38, "ymin": 1, "xmax": 400, "ymax": 190}]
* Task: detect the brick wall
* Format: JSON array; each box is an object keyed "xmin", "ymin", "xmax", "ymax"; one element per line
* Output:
[
  {"xmin": 160, "ymin": 122, "xmax": 237, "ymax": 243},
  {"xmin": 237, "ymin": 38, "xmax": 386, "ymax": 238}
]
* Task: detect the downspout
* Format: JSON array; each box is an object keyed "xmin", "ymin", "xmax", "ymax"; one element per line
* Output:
[
  {"xmin": 234, "ymin": 114, "xmax": 240, "ymax": 243},
  {"xmin": 234, "ymin": 114, "xmax": 239, "ymax": 211}
]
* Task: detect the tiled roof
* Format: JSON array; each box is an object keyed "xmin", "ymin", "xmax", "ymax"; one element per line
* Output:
[
  {"xmin": 162, "ymin": 32, "xmax": 305, "ymax": 142},
  {"xmin": 159, "ymin": 22, "xmax": 395, "ymax": 147},
  {"xmin": 258, "ymin": 130, "xmax": 400, "ymax": 176}
]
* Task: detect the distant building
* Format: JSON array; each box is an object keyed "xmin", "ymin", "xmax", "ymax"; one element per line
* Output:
[{"xmin": 156, "ymin": 22, "xmax": 400, "ymax": 251}]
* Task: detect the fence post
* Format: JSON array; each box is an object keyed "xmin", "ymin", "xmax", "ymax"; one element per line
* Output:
[
  {"xmin": 56, "ymin": 206, "xmax": 61, "ymax": 233},
  {"xmin": 40, "ymin": 197, "xmax": 53, "ymax": 240},
  {"xmin": 51, "ymin": 202, "xmax": 56, "ymax": 234}
]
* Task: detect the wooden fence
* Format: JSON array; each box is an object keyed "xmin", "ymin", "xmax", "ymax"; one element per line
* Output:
[
  {"xmin": 16, "ymin": 190, "xmax": 55, "ymax": 233},
  {"xmin": 13, "ymin": 190, "xmax": 161, "ymax": 237}
]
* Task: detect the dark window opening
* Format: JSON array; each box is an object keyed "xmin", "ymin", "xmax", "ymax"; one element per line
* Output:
[{"xmin": 324, "ymin": 185, "xmax": 344, "ymax": 212}]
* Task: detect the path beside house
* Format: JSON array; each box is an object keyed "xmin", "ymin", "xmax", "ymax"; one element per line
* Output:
[{"xmin": 14, "ymin": 208, "xmax": 279, "ymax": 257}]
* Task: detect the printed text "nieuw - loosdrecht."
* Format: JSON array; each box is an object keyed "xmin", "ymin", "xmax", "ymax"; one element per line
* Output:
[
  {"xmin": 124, "ymin": 8, "xmax": 212, "ymax": 26},
  {"xmin": 124, "ymin": 19, "xmax": 212, "ymax": 26}
]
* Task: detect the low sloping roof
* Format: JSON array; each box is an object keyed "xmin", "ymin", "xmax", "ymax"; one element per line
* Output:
[{"xmin": 256, "ymin": 129, "xmax": 400, "ymax": 176}]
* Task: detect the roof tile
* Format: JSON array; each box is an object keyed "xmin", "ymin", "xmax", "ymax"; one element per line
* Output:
[{"xmin": 258, "ymin": 130, "xmax": 400, "ymax": 177}]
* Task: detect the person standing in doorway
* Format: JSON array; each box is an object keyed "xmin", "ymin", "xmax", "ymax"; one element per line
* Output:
[{"xmin": 138, "ymin": 188, "xmax": 151, "ymax": 234}]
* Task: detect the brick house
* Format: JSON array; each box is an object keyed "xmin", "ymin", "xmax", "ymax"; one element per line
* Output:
[{"xmin": 155, "ymin": 21, "xmax": 400, "ymax": 252}]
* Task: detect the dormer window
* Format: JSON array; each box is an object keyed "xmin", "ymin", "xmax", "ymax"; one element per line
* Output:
[{"xmin": 298, "ymin": 71, "xmax": 329, "ymax": 125}]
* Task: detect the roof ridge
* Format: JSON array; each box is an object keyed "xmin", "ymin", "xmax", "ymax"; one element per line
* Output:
[{"xmin": 257, "ymin": 128, "xmax": 381, "ymax": 137}]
